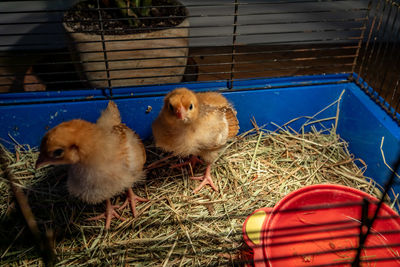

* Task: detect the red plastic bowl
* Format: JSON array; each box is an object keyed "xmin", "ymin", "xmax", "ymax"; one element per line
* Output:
[
  {"xmin": 264, "ymin": 184, "xmax": 400, "ymax": 267},
  {"xmin": 243, "ymin": 206, "xmax": 274, "ymax": 266},
  {"xmin": 243, "ymin": 184, "xmax": 400, "ymax": 267}
]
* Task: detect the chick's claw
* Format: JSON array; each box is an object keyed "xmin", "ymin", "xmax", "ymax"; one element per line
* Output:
[
  {"xmin": 119, "ymin": 188, "xmax": 149, "ymax": 218},
  {"xmin": 191, "ymin": 165, "xmax": 218, "ymax": 193},
  {"xmin": 87, "ymin": 199, "xmax": 126, "ymax": 230}
]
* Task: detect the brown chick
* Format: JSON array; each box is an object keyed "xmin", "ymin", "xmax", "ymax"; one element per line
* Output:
[
  {"xmin": 152, "ymin": 88, "xmax": 239, "ymax": 193},
  {"xmin": 36, "ymin": 101, "xmax": 147, "ymax": 229}
]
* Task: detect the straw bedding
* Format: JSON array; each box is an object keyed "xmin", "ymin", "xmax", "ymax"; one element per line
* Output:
[{"xmin": 0, "ymin": 98, "xmax": 397, "ymax": 266}]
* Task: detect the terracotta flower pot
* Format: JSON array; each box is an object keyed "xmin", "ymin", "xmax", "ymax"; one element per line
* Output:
[{"xmin": 63, "ymin": 4, "xmax": 189, "ymax": 88}]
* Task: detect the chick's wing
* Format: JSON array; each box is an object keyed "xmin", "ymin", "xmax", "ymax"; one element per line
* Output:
[{"xmin": 97, "ymin": 101, "xmax": 122, "ymax": 129}]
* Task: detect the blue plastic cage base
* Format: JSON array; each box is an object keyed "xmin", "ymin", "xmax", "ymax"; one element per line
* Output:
[{"xmin": 1, "ymin": 73, "xmax": 399, "ymax": 195}]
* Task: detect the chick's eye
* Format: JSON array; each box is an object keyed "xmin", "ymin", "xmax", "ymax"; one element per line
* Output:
[
  {"xmin": 189, "ymin": 104, "xmax": 193, "ymax": 110},
  {"xmin": 52, "ymin": 148, "xmax": 64, "ymax": 158},
  {"xmin": 169, "ymin": 103, "xmax": 174, "ymax": 112}
]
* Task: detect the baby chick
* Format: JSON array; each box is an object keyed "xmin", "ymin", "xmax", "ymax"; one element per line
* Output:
[
  {"xmin": 152, "ymin": 88, "xmax": 239, "ymax": 193},
  {"xmin": 36, "ymin": 101, "xmax": 147, "ymax": 229}
]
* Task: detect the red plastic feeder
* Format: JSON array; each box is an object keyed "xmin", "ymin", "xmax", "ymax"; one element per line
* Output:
[{"xmin": 243, "ymin": 184, "xmax": 400, "ymax": 267}]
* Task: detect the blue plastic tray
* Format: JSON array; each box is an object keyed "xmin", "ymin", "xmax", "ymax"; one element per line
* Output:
[{"xmin": 1, "ymin": 73, "xmax": 399, "ymax": 194}]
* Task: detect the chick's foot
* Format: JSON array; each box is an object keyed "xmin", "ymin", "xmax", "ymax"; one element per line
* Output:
[
  {"xmin": 119, "ymin": 188, "xmax": 148, "ymax": 218},
  {"xmin": 87, "ymin": 199, "xmax": 126, "ymax": 230},
  {"xmin": 191, "ymin": 164, "xmax": 218, "ymax": 193}
]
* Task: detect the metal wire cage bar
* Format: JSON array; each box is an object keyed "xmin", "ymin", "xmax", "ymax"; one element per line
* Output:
[
  {"xmin": 0, "ymin": 0, "xmax": 370, "ymax": 92},
  {"xmin": 353, "ymin": 0, "xmax": 400, "ymax": 122},
  {"xmin": 0, "ymin": 1, "xmax": 400, "ymax": 266}
]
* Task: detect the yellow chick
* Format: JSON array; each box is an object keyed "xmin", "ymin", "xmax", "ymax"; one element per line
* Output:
[
  {"xmin": 152, "ymin": 88, "xmax": 239, "ymax": 193},
  {"xmin": 36, "ymin": 101, "xmax": 147, "ymax": 229}
]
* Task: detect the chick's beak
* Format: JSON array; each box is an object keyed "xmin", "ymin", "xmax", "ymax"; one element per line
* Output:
[
  {"xmin": 175, "ymin": 107, "xmax": 186, "ymax": 120},
  {"xmin": 35, "ymin": 153, "xmax": 50, "ymax": 169}
]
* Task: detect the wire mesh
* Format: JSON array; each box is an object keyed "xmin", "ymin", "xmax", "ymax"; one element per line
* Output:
[
  {"xmin": 1, "ymin": 0, "xmax": 400, "ymax": 265},
  {"xmin": 354, "ymin": 0, "xmax": 400, "ymax": 123},
  {"xmin": 0, "ymin": 0, "xmax": 369, "ymax": 93}
]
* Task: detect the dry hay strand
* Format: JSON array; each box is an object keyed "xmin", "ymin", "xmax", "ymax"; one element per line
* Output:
[{"xmin": 1, "ymin": 115, "xmax": 398, "ymax": 265}]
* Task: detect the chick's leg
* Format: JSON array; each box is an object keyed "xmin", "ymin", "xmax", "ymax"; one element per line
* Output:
[
  {"xmin": 87, "ymin": 199, "xmax": 125, "ymax": 230},
  {"xmin": 171, "ymin": 155, "xmax": 204, "ymax": 169},
  {"xmin": 119, "ymin": 188, "xmax": 148, "ymax": 218},
  {"xmin": 146, "ymin": 154, "xmax": 175, "ymax": 170},
  {"xmin": 191, "ymin": 164, "xmax": 218, "ymax": 193}
]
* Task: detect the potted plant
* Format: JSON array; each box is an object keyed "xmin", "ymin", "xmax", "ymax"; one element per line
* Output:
[{"xmin": 63, "ymin": 0, "xmax": 189, "ymax": 88}]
